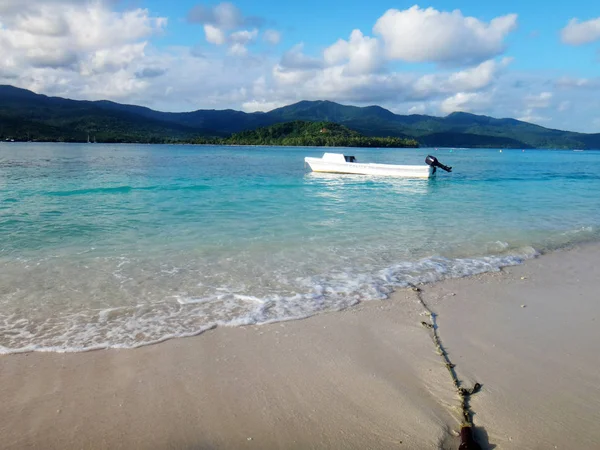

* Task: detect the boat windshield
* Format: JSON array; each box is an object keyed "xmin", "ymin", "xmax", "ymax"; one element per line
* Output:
[{"xmin": 344, "ymin": 156, "xmax": 357, "ymax": 163}]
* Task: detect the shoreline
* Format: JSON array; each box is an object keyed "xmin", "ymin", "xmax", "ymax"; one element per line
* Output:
[
  {"xmin": 0, "ymin": 243, "xmax": 539, "ymax": 355},
  {"xmin": 2, "ymin": 243, "xmax": 600, "ymax": 449}
]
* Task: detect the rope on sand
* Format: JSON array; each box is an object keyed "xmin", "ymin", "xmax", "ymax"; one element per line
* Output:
[{"xmin": 410, "ymin": 285, "xmax": 483, "ymax": 450}]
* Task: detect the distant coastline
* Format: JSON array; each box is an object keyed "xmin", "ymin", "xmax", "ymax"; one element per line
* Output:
[
  {"xmin": 1, "ymin": 120, "xmax": 420, "ymax": 148},
  {"xmin": 1, "ymin": 85, "xmax": 598, "ymax": 149},
  {"xmin": 1, "ymin": 139, "xmax": 419, "ymax": 148}
]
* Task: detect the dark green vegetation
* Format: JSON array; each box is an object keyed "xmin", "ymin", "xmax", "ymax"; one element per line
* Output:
[
  {"xmin": 1, "ymin": 85, "xmax": 599, "ymax": 148},
  {"xmin": 206, "ymin": 121, "xmax": 418, "ymax": 147}
]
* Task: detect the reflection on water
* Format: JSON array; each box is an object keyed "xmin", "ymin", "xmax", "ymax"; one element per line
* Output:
[{"xmin": 305, "ymin": 172, "xmax": 433, "ymax": 197}]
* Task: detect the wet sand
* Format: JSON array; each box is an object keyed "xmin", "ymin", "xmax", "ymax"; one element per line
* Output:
[{"xmin": 2, "ymin": 244, "xmax": 600, "ymax": 449}]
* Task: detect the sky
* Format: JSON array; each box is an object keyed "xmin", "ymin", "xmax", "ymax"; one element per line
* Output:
[{"xmin": 0, "ymin": 1, "xmax": 599, "ymax": 132}]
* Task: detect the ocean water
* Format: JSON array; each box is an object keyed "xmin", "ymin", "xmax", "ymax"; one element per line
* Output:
[{"xmin": 1, "ymin": 143, "xmax": 599, "ymax": 353}]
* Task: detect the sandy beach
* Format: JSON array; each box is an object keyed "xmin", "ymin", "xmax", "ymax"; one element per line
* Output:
[{"xmin": 2, "ymin": 243, "xmax": 600, "ymax": 450}]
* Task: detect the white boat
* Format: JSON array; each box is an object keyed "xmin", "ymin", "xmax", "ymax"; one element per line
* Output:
[{"xmin": 304, "ymin": 153, "xmax": 452, "ymax": 178}]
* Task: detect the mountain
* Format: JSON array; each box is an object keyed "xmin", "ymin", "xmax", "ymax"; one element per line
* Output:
[{"xmin": 1, "ymin": 85, "xmax": 599, "ymax": 148}]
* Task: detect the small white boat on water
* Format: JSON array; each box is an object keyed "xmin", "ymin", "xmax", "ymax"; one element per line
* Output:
[{"xmin": 304, "ymin": 153, "xmax": 452, "ymax": 178}]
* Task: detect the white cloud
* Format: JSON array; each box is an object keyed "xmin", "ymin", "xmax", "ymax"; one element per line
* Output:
[
  {"xmin": 269, "ymin": 55, "xmax": 509, "ymax": 109},
  {"xmin": 513, "ymin": 91, "xmax": 553, "ymax": 124},
  {"xmin": 324, "ymin": 29, "xmax": 381, "ymax": 75},
  {"xmin": 440, "ymin": 92, "xmax": 492, "ymax": 114},
  {"xmin": 408, "ymin": 104, "xmax": 427, "ymax": 114},
  {"xmin": 204, "ymin": 24, "xmax": 226, "ymax": 45},
  {"xmin": 11, "ymin": 11, "xmax": 70, "ymax": 37},
  {"xmin": 411, "ymin": 58, "xmax": 511, "ymax": 99},
  {"xmin": 0, "ymin": 1, "xmax": 166, "ymax": 100},
  {"xmin": 556, "ymin": 76, "xmax": 600, "ymax": 89},
  {"xmin": 188, "ymin": 2, "xmax": 253, "ymax": 29},
  {"xmin": 0, "ymin": 0, "xmax": 82, "ymax": 17},
  {"xmin": 230, "ymin": 29, "xmax": 258, "ymax": 45},
  {"xmin": 373, "ymin": 6, "xmax": 517, "ymax": 65},
  {"xmin": 241, "ymin": 99, "xmax": 286, "ymax": 112},
  {"xmin": 525, "ymin": 92, "xmax": 553, "ymax": 109},
  {"xmin": 224, "ymin": 29, "xmax": 259, "ymax": 55},
  {"xmin": 263, "ymin": 29, "xmax": 281, "ymax": 45},
  {"xmin": 517, "ymin": 109, "xmax": 551, "ymax": 124},
  {"xmin": 189, "ymin": 2, "xmax": 267, "ymax": 53},
  {"xmin": 446, "ymin": 57, "xmax": 512, "ymax": 90},
  {"xmin": 561, "ymin": 17, "xmax": 600, "ymax": 45},
  {"xmin": 82, "ymin": 43, "xmax": 148, "ymax": 75},
  {"xmin": 280, "ymin": 43, "xmax": 323, "ymax": 70},
  {"xmin": 0, "ymin": 1, "xmax": 166, "ymax": 72},
  {"xmin": 272, "ymin": 64, "xmax": 318, "ymax": 86},
  {"xmin": 228, "ymin": 43, "xmax": 248, "ymax": 56}
]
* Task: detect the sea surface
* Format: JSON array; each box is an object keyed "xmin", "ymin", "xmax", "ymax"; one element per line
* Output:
[{"xmin": 1, "ymin": 143, "xmax": 599, "ymax": 353}]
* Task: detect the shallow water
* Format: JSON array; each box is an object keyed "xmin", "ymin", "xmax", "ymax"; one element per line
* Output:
[{"xmin": 1, "ymin": 143, "xmax": 599, "ymax": 352}]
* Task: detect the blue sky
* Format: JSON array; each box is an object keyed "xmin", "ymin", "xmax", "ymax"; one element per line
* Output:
[
  {"xmin": 0, "ymin": 0, "xmax": 599, "ymax": 131},
  {"xmin": 144, "ymin": 0, "xmax": 600, "ymax": 74}
]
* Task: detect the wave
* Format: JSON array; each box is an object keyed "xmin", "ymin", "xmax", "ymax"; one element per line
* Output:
[{"xmin": 0, "ymin": 246, "xmax": 538, "ymax": 355}]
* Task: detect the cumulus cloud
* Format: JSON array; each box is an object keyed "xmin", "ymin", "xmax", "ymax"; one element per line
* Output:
[
  {"xmin": 268, "ymin": 54, "xmax": 511, "ymax": 110},
  {"xmin": 411, "ymin": 58, "xmax": 511, "ymax": 99},
  {"xmin": 204, "ymin": 24, "xmax": 226, "ymax": 45},
  {"xmin": 280, "ymin": 44, "xmax": 323, "ymax": 70},
  {"xmin": 0, "ymin": 0, "xmax": 79, "ymax": 16},
  {"xmin": 446, "ymin": 57, "xmax": 512, "ymax": 90},
  {"xmin": 440, "ymin": 92, "xmax": 492, "ymax": 114},
  {"xmin": 0, "ymin": 0, "xmax": 166, "ymax": 73},
  {"xmin": 189, "ymin": 3, "xmax": 273, "ymax": 55},
  {"xmin": 0, "ymin": 0, "xmax": 166, "ymax": 100},
  {"xmin": 373, "ymin": 6, "xmax": 517, "ymax": 65},
  {"xmin": 324, "ymin": 29, "xmax": 381, "ymax": 75},
  {"xmin": 81, "ymin": 43, "xmax": 148, "ymax": 75},
  {"xmin": 515, "ymin": 91, "xmax": 554, "ymax": 124},
  {"xmin": 561, "ymin": 16, "xmax": 600, "ymax": 45}
]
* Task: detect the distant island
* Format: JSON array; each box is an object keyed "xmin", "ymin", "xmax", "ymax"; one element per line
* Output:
[
  {"xmin": 0, "ymin": 85, "xmax": 598, "ymax": 149},
  {"xmin": 196, "ymin": 121, "xmax": 418, "ymax": 148}
]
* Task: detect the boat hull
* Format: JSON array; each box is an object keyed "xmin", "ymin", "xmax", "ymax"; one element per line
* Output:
[{"xmin": 304, "ymin": 157, "xmax": 433, "ymax": 178}]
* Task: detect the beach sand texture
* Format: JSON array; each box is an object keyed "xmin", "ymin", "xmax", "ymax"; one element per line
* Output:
[{"xmin": 2, "ymin": 244, "xmax": 599, "ymax": 449}]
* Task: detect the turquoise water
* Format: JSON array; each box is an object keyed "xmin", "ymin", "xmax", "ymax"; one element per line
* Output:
[{"xmin": 1, "ymin": 143, "xmax": 599, "ymax": 353}]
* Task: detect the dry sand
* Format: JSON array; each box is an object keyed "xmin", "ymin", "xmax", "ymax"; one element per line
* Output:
[{"xmin": 1, "ymin": 243, "xmax": 600, "ymax": 449}]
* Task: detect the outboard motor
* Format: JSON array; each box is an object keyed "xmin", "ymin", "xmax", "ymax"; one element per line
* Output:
[{"xmin": 425, "ymin": 155, "xmax": 452, "ymax": 174}]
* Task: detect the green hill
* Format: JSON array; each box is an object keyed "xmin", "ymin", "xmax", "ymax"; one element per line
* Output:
[
  {"xmin": 1, "ymin": 85, "xmax": 599, "ymax": 148},
  {"xmin": 213, "ymin": 121, "xmax": 418, "ymax": 147}
]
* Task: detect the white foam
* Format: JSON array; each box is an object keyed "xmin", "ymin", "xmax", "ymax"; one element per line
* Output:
[
  {"xmin": 0, "ymin": 247, "xmax": 540, "ymax": 354},
  {"xmin": 233, "ymin": 294, "xmax": 266, "ymax": 304},
  {"xmin": 561, "ymin": 226, "xmax": 594, "ymax": 236},
  {"xmin": 173, "ymin": 295, "xmax": 215, "ymax": 305}
]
